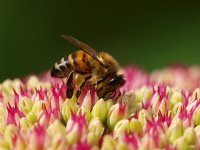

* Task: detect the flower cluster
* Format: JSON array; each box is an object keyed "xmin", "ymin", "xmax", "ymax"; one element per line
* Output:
[{"xmin": 0, "ymin": 65, "xmax": 200, "ymax": 150}]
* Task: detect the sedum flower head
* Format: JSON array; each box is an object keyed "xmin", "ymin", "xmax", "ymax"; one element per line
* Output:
[{"xmin": 0, "ymin": 65, "xmax": 200, "ymax": 149}]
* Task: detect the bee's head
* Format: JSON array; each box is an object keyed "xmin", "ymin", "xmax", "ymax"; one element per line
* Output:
[
  {"xmin": 98, "ymin": 74, "xmax": 125, "ymax": 100},
  {"xmin": 107, "ymin": 75, "xmax": 125, "ymax": 91}
]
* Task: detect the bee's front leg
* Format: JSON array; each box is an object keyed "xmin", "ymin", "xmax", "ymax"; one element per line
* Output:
[
  {"xmin": 97, "ymin": 77, "xmax": 106, "ymax": 85},
  {"xmin": 66, "ymin": 71, "xmax": 74, "ymax": 99},
  {"xmin": 76, "ymin": 75, "xmax": 92, "ymax": 98}
]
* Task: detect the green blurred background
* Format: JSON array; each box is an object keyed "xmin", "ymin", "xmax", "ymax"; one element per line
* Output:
[{"xmin": 0, "ymin": 1, "xmax": 200, "ymax": 82}]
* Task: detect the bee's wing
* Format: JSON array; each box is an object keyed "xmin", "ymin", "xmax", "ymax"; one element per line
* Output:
[{"xmin": 61, "ymin": 35, "xmax": 106, "ymax": 68}]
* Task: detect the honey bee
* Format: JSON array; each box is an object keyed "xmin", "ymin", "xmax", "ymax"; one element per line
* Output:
[{"xmin": 51, "ymin": 35, "xmax": 125, "ymax": 100}]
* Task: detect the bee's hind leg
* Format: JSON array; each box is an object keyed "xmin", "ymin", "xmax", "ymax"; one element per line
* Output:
[
  {"xmin": 66, "ymin": 72, "xmax": 74, "ymax": 99},
  {"xmin": 76, "ymin": 75, "xmax": 92, "ymax": 98}
]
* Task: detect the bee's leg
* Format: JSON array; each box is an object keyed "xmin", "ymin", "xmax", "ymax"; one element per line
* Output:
[
  {"xmin": 66, "ymin": 72, "xmax": 74, "ymax": 98},
  {"xmin": 95, "ymin": 77, "xmax": 107, "ymax": 98},
  {"xmin": 76, "ymin": 75, "xmax": 92, "ymax": 98},
  {"xmin": 97, "ymin": 77, "xmax": 106, "ymax": 85},
  {"xmin": 90, "ymin": 77, "xmax": 106, "ymax": 89}
]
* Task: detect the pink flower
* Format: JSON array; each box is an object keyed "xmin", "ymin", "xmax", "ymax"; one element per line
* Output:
[
  {"xmin": 66, "ymin": 112, "xmax": 87, "ymax": 145},
  {"xmin": 1, "ymin": 65, "xmax": 200, "ymax": 149},
  {"xmin": 124, "ymin": 133, "xmax": 138, "ymax": 149},
  {"xmin": 33, "ymin": 124, "xmax": 47, "ymax": 150},
  {"xmin": 7, "ymin": 103, "xmax": 25, "ymax": 125},
  {"xmin": 75, "ymin": 141, "xmax": 91, "ymax": 150},
  {"xmin": 122, "ymin": 66, "xmax": 149, "ymax": 91}
]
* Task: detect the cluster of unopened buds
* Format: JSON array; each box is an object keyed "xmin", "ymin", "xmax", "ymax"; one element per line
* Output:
[{"xmin": 0, "ymin": 65, "xmax": 200, "ymax": 150}]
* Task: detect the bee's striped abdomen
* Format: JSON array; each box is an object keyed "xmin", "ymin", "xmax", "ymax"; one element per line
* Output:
[
  {"xmin": 51, "ymin": 50, "xmax": 99, "ymax": 78},
  {"xmin": 68, "ymin": 50, "xmax": 93, "ymax": 74},
  {"xmin": 51, "ymin": 57, "xmax": 73, "ymax": 78}
]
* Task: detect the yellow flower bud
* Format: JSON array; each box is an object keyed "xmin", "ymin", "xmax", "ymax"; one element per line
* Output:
[
  {"xmin": 1, "ymin": 79, "xmax": 15, "ymax": 96},
  {"xmin": 47, "ymin": 119, "xmax": 66, "ymax": 136},
  {"xmin": 77, "ymin": 106, "xmax": 91, "ymax": 122},
  {"xmin": 66, "ymin": 113, "xmax": 87, "ymax": 145},
  {"xmin": 4, "ymin": 124, "xmax": 18, "ymax": 147},
  {"xmin": 193, "ymin": 107, "xmax": 200, "ymax": 126},
  {"xmin": 0, "ymin": 102, "xmax": 7, "ymax": 124},
  {"xmin": 116, "ymin": 142, "xmax": 129, "ymax": 150},
  {"xmin": 195, "ymin": 136, "xmax": 200, "ymax": 150},
  {"xmin": 168, "ymin": 123, "xmax": 183, "ymax": 144},
  {"xmin": 114, "ymin": 119, "xmax": 129, "ymax": 138},
  {"xmin": 159, "ymin": 132, "xmax": 168, "ymax": 148},
  {"xmin": 61, "ymin": 98, "xmax": 77, "ymax": 122},
  {"xmin": 66, "ymin": 124, "xmax": 79, "ymax": 145},
  {"xmin": 0, "ymin": 139, "xmax": 10, "ymax": 150},
  {"xmin": 129, "ymin": 118, "xmax": 143, "ymax": 135},
  {"xmin": 19, "ymin": 97, "xmax": 33, "ymax": 114},
  {"xmin": 0, "ymin": 123, "xmax": 6, "ymax": 135},
  {"xmin": 135, "ymin": 86, "xmax": 152, "ymax": 103},
  {"xmin": 107, "ymin": 101, "xmax": 129, "ymax": 130},
  {"xmin": 31, "ymin": 100, "xmax": 45, "ymax": 116},
  {"xmin": 27, "ymin": 76, "xmax": 41, "ymax": 89},
  {"xmin": 105, "ymin": 99, "xmax": 113, "ymax": 110},
  {"xmin": 151, "ymin": 93, "xmax": 160, "ymax": 114},
  {"xmin": 140, "ymin": 134, "xmax": 155, "ymax": 150},
  {"xmin": 101, "ymin": 135, "xmax": 116, "ymax": 150},
  {"xmin": 130, "ymin": 103, "xmax": 142, "ymax": 114},
  {"xmin": 183, "ymin": 127, "xmax": 196, "ymax": 145},
  {"xmin": 173, "ymin": 137, "xmax": 188, "ymax": 150},
  {"xmin": 138, "ymin": 109, "xmax": 152, "ymax": 127},
  {"xmin": 188, "ymin": 145, "xmax": 195, "ymax": 150},
  {"xmin": 170, "ymin": 91, "xmax": 183, "ymax": 109},
  {"xmin": 19, "ymin": 117, "xmax": 31, "ymax": 131},
  {"xmin": 171, "ymin": 117, "xmax": 183, "ymax": 129},
  {"xmin": 47, "ymin": 134, "xmax": 66, "ymax": 150},
  {"xmin": 172, "ymin": 102, "xmax": 182, "ymax": 117},
  {"xmin": 81, "ymin": 90, "xmax": 99, "ymax": 110},
  {"xmin": 87, "ymin": 118, "xmax": 104, "ymax": 145},
  {"xmin": 194, "ymin": 125, "xmax": 200, "ymax": 137},
  {"xmin": 158, "ymin": 98, "xmax": 167, "ymax": 115},
  {"xmin": 26, "ymin": 112, "xmax": 37, "ymax": 124},
  {"xmin": 91, "ymin": 98, "xmax": 108, "ymax": 122}
]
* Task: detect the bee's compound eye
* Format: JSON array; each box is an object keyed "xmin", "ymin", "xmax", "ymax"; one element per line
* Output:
[
  {"xmin": 51, "ymin": 67, "xmax": 64, "ymax": 78},
  {"xmin": 108, "ymin": 78, "xmax": 117, "ymax": 86},
  {"xmin": 108, "ymin": 75, "xmax": 125, "ymax": 87}
]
